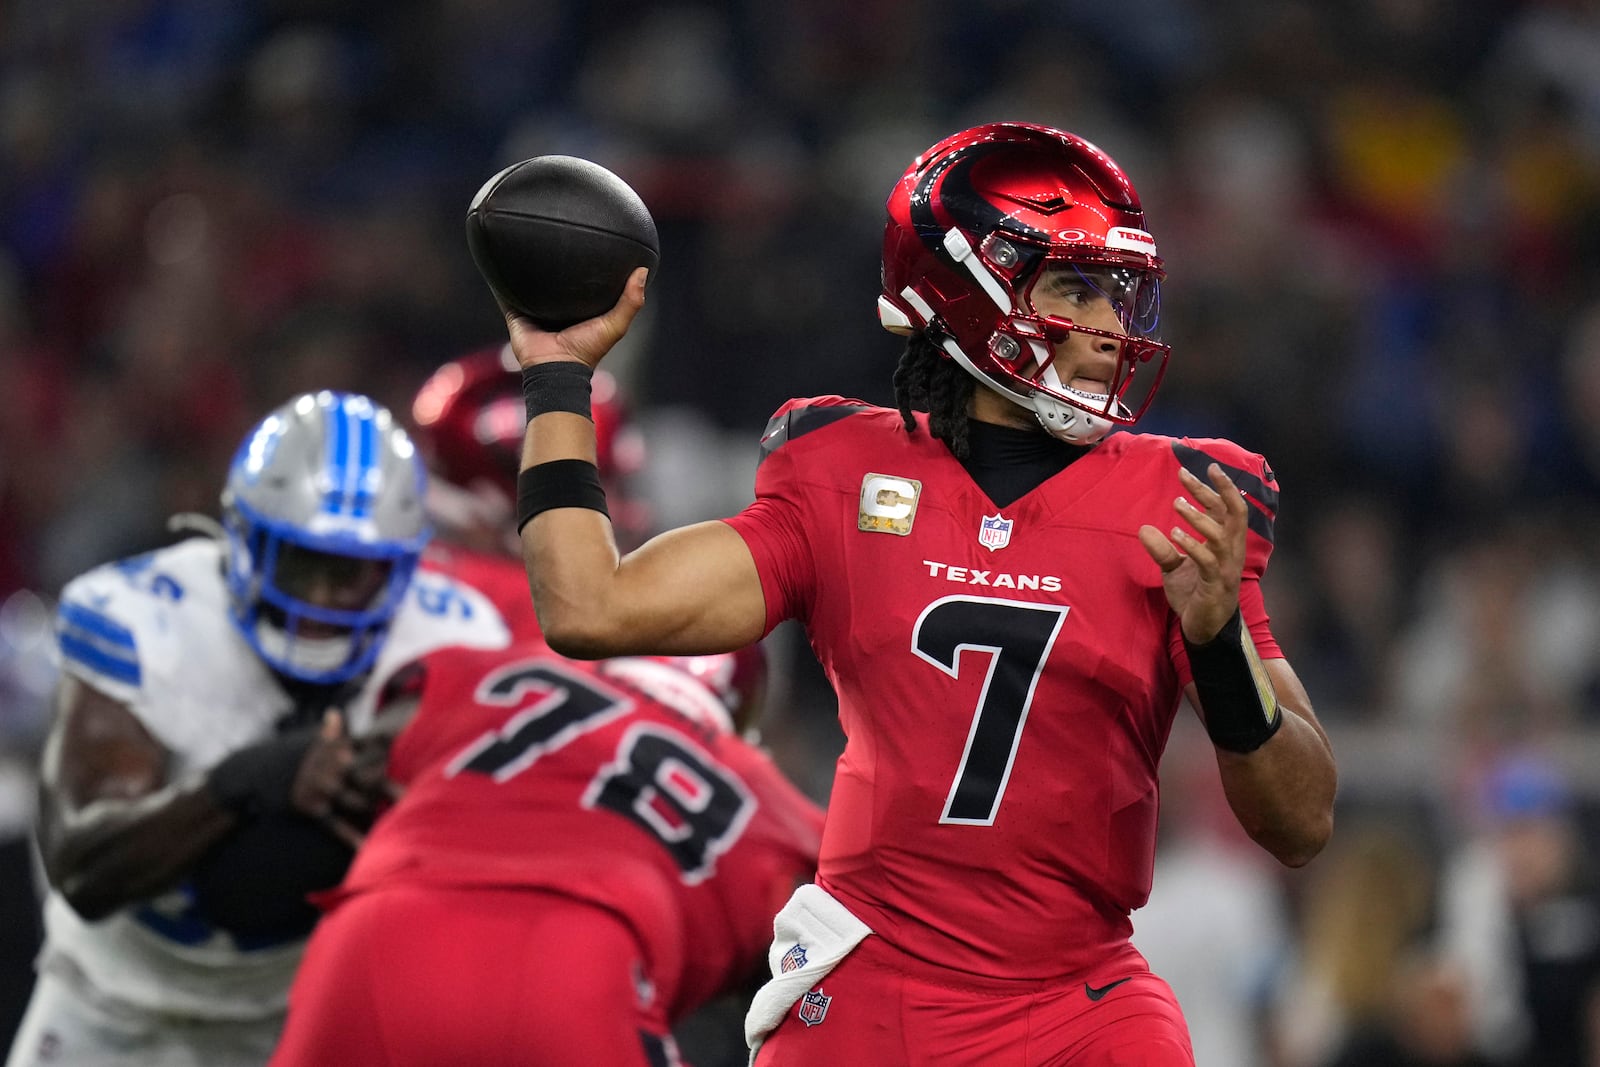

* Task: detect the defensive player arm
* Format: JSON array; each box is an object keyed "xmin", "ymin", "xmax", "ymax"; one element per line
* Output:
[
  {"xmin": 37, "ymin": 674, "xmax": 239, "ymax": 920},
  {"xmin": 1192, "ymin": 657, "xmax": 1336, "ymax": 868}
]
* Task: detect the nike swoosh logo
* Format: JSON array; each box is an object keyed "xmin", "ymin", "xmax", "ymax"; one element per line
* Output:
[{"xmin": 1084, "ymin": 977, "xmax": 1133, "ymax": 1002}]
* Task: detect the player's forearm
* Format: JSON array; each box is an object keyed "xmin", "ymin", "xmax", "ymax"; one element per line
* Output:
[
  {"xmin": 521, "ymin": 508, "xmax": 626, "ymax": 657},
  {"xmin": 41, "ymin": 780, "xmax": 238, "ymax": 920},
  {"xmin": 517, "ymin": 404, "xmax": 622, "ymax": 655},
  {"xmin": 1214, "ymin": 710, "xmax": 1336, "ymax": 867}
]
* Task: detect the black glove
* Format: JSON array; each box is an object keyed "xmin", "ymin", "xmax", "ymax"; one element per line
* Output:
[{"xmin": 204, "ymin": 728, "xmax": 319, "ymax": 818}]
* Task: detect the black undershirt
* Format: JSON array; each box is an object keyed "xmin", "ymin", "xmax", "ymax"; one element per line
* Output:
[{"xmin": 957, "ymin": 418, "xmax": 1091, "ymax": 509}]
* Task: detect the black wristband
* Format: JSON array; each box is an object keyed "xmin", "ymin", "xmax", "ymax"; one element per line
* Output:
[
  {"xmin": 516, "ymin": 459, "xmax": 610, "ymax": 531},
  {"xmin": 521, "ymin": 361, "xmax": 594, "ymax": 422},
  {"xmin": 1183, "ymin": 609, "xmax": 1283, "ymax": 754}
]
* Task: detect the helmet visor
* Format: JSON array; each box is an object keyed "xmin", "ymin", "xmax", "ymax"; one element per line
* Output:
[
  {"xmin": 272, "ymin": 544, "xmax": 396, "ymax": 620},
  {"xmin": 996, "ymin": 262, "xmax": 1170, "ymax": 427},
  {"xmin": 1028, "ymin": 263, "xmax": 1162, "ymax": 341}
]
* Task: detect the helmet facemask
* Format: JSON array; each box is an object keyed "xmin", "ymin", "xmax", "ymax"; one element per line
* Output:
[
  {"xmin": 225, "ymin": 511, "xmax": 421, "ymax": 685},
  {"xmin": 986, "ymin": 245, "xmax": 1168, "ymax": 444}
]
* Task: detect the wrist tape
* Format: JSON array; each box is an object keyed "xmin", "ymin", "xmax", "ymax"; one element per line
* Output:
[
  {"xmin": 521, "ymin": 361, "xmax": 593, "ymax": 422},
  {"xmin": 516, "ymin": 460, "xmax": 609, "ymax": 531},
  {"xmin": 1184, "ymin": 609, "xmax": 1283, "ymax": 753}
]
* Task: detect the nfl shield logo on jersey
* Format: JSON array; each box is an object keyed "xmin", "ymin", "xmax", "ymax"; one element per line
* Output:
[
  {"xmin": 798, "ymin": 989, "xmax": 831, "ymax": 1027},
  {"xmin": 978, "ymin": 514, "xmax": 1013, "ymax": 552},
  {"xmin": 780, "ymin": 943, "xmax": 808, "ymax": 973}
]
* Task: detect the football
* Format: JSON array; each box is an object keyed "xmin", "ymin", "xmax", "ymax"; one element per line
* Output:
[{"xmin": 465, "ymin": 155, "xmax": 659, "ymax": 331}]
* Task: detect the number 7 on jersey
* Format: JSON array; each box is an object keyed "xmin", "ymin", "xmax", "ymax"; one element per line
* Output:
[{"xmin": 912, "ymin": 595, "xmax": 1069, "ymax": 825}]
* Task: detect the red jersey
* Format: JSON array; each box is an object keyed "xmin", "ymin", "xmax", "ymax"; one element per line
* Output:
[
  {"xmin": 723, "ymin": 397, "xmax": 1280, "ymax": 981},
  {"xmin": 351, "ymin": 639, "xmax": 826, "ymax": 1020}
]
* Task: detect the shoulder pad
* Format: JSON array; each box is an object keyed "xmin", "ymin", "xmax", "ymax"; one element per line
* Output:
[
  {"xmin": 758, "ymin": 396, "xmax": 877, "ymax": 465},
  {"xmin": 57, "ymin": 596, "xmax": 143, "ymax": 689},
  {"xmin": 1171, "ymin": 439, "xmax": 1278, "ymax": 544},
  {"xmin": 349, "ymin": 570, "xmax": 513, "ymax": 729},
  {"xmin": 54, "ymin": 542, "xmax": 225, "ymax": 699}
]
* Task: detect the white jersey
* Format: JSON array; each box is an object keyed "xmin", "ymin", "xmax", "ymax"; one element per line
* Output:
[{"xmin": 41, "ymin": 536, "xmax": 511, "ymax": 1022}]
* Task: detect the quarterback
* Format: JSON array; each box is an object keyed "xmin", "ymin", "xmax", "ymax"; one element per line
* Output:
[
  {"xmin": 6, "ymin": 392, "xmax": 509, "ymax": 1067},
  {"xmin": 506, "ymin": 123, "xmax": 1337, "ymax": 1065}
]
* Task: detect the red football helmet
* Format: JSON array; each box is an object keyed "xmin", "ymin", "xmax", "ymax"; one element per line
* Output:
[
  {"xmin": 598, "ymin": 644, "xmax": 769, "ymax": 736},
  {"xmin": 410, "ymin": 344, "xmax": 649, "ymax": 546},
  {"xmin": 879, "ymin": 122, "xmax": 1169, "ymax": 443}
]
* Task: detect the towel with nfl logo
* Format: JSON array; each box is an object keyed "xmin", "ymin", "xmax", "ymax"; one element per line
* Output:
[{"xmin": 745, "ymin": 882, "xmax": 872, "ymax": 1055}]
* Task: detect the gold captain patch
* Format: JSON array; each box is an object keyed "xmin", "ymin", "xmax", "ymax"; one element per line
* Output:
[{"xmin": 858, "ymin": 473, "xmax": 921, "ymax": 536}]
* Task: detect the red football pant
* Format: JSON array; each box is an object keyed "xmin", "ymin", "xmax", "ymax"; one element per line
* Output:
[
  {"xmin": 271, "ymin": 883, "xmax": 679, "ymax": 1067},
  {"xmin": 753, "ymin": 933, "xmax": 1193, "ymax": 1067}
]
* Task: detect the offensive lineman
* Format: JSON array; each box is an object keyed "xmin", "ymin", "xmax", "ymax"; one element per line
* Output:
[{"xmin": 270, "ymin": 639, "xmax": 823, "ymax": 1066}]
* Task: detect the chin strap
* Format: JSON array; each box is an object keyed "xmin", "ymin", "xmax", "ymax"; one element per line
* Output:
[{"xmin": 1032, "ymin": 365, "xmax": 1123, "ymax": 444}]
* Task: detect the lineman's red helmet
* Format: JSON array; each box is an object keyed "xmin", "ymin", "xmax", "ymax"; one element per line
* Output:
[
  {"xmin": 598, "ymin": 644, "xmax": 769, "ymax": 736},
  {"xmin": 879, "ymin": 123, "xmax": 1169, "ymax": 443},
  {"xmin": 410, "ymin": 345, "xmax": 649, "ymax": 543}
]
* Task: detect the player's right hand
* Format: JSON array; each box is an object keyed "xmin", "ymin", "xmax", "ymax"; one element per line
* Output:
[{"xmin": 504, "ymin": 266, "xmax": 648, "ymax": 371}]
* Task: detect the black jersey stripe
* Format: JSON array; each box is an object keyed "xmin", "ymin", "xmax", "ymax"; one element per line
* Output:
[
  {"xmin": 1171, "ymin": 442, "xmax": 1277, "ymax": 544},
  {"xmin": 758, "ymin": 405, "xmax": 874, "ymax": 465}
]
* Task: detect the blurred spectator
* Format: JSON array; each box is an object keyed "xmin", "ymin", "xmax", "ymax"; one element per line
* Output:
[
  {"xmin": 1272, "ymin": 821, "xmax": 1436, "ymax": 1067},
  {"xmin": 1135, "ymin": 720, "xmax": 1294, "ymax": 1067},
  {"xmin": 1323, "ymin": 948, "xmax": 1496, "ymax": 1067},
  {"xmin": 1389, "ymin": 524, "xmax": 1600, "ymax": 738},
  {"xmin": 1438, "ymin": 751, "xmax": 1600, "ymax": 1066}
]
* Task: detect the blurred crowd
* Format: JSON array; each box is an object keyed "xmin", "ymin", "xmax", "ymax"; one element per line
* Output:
[{"xmin": 4, "ymin": 0, "xmax": 1600, "ymax": 1064}]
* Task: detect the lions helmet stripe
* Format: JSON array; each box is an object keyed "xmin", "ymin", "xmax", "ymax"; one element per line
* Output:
[
  {"xmin": 337, "ymin": 395, "xmax": 364, "ymax": 517},
  {"xmin": 323, "ymin": 394, "xmax": 352, "ymax": 516},
  {"xmin": 353, "ymin": 398, "xmax": 378, "ymax": 518}
]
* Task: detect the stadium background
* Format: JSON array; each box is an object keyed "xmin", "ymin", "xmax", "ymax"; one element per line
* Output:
[{"xmin": 3, "ymin": 1, "xmax": 1600, "ymax": 1063}]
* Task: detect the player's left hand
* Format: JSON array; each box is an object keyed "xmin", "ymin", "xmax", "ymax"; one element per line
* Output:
[{"xmin": 1137, "ymin": 463, "xmax": 1247, "ymax": 644}]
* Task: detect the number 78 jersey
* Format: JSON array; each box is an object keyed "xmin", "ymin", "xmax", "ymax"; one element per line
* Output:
[{"xmin": 724, "ymin": 397, "xmax": 1281, "ymax": 981}]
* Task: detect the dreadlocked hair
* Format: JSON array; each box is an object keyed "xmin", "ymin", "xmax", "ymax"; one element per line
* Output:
[{"xmin": 893, "ymin": 334, "xmax": 977, "ymax": 459}]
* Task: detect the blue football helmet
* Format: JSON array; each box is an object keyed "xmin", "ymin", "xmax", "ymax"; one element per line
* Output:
[{"xmin": 221, "ymin": 391, "xmax": 431, "ymax": 685}]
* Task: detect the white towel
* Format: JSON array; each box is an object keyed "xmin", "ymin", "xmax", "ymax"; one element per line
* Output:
[{"xmin": 745, "ymin": 883, "xmax": 873, "ymax": 1056}]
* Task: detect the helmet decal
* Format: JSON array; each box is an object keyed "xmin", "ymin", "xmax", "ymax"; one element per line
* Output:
[{"xmin": 913, "ymin": 146, "xmax": 1018, "ymax": 255}]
